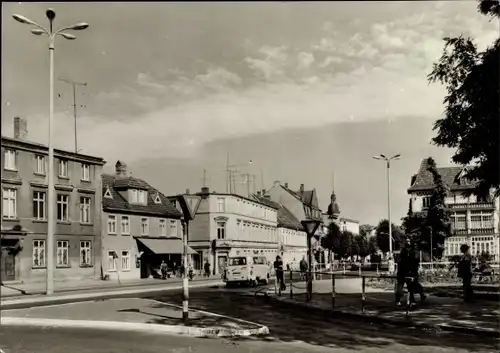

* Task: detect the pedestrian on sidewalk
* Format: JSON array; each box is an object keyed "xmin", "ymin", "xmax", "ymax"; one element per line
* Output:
[
  {"xmin": 395, "ymin": 238, "xmax": 415, "ymax": 307},
  {"xmin": 160, "ymin": 260, "xmax": 168, "ymax": 280},
  {"xmin": 299, "ymin": 256, "xmax": 308, "ymax": 281},
  {"xmin": 456, "ymin": 244, "xmax": 473, "ymax": 302},
  {"xmin": 274, "ymin": 255, "xmax": 286, "ymax": 292},
  {"xmin": 408, "ymin": 240, "xmax": 426, "ymax": 304},
  {"xmin": 204, "ymin": 260, "xmax": 211, "ymax": 277}
]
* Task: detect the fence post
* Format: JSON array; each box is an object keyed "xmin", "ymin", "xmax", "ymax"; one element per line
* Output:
[
  {"xmin": 358, "ymin": 264, "xmax": 362, "ymax": 277},
  {"xmin": 290, "ymin": 269, "xmax": 293, "ymax": 299},
  {"xmin": 343, "ymin": 263, "xmax": 346, "ymax": 275},
  {"xmin": 376, "ymin": 264, "xmax": 379, "ymax": 276},
  {"xmin": 405, "ymin": 279, "xmax": 411, "ymax": 318},
  {"xmin": 361, "ymin": 275, "xmax": 366, "ymax": 313},
  {"xmin": 332, "ymin": 272, "xmax": 336, "ymax": 308}
]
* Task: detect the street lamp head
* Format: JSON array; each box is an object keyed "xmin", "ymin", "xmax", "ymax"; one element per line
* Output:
[
  {"xmin": 248, "ymin": 160, "xmax": 253, "ymax": 164},
  {"xmin": 60, "ymin": 33, "xmax": 76, "ymax": 40},
  {"xmin": 372, "ymin": 156, "xmax": 383, "ymax": 160},
  {"xmin": 67, "ymin": 22, "xmax": 89, "ymax": 31},
  {"xmin": 301, "ymin": 219, "xmax": 321, "ymax": 237},
  {"xmin": 392, "ymin": 154, "xmax": 401, "ymax": 160},
  {"xmin": 12, "ymin": 14, "xmax": 37, "ymax": 25},
  {"xmin": 30, "ymin": 29, "xmax": 45, "ymax": 36},
  {"xmin": 46, "ymin": 9, "xmax": 56, "ymax": 21},
  {"xmin": 379, "ymin": 154, "xmax": 387, "ymax": 159}
]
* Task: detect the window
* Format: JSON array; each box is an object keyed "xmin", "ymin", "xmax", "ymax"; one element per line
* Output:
[
  {"xmin": 138, "ymin": 190, "xmax": 147, "ymax": 204},
  {"xmin": 121, "ymin": 251, "xmax": 131, "ymax": 271},
  {"xmin": 154, "ymin": 194, "xmax": 162, "ymax": 204},
  {"xmin": 57, "ymin": 240, "xmax": 69, "ymax": 267},
  {"xmin": 80, "ymin": 241, "xmax": 92, "ymax": 266},
  {"xmin": 121, "ymin": 216, "xmax": 130, "ymax": 235},
  {"xmin": 422, "ymin": 196, "xmax": 432, "ymax": 209},
  {"xmin": 159, "ymin": 219, "xmax": 167, "ymax": 236},
  {"xmin": 59, "ymin": 159, "xmax": 68, "ymax": 177},
  {"xmin": 81, "ymin": 163, "xmax": 90, "ymax": 181},
  {"xmin": 4, "ymin": 149, "xmax": 16, "ymax": 170},
  {"xmin": 104, "ymin": 188, "xmax": 113, "ymax": 199},
  {"xmin": 33, "ymin": 240, "xmax": 46, "ymax": 268},
  {"xmin": 217, "ymin": 221, "xmax": 226, "ymax": 239},
  {"xmin": 470, "ymin": 211, "xmax": 494, "ymax": 229},
  {"xmin": 451, "ymin": 212, "xmax": 466, "ymax": 230},
  {"xmin": 80, "ymin": 197, "xmax": 91, "ymax": 223},
  {"xmin": 33, "ymin": 191, "xmax": 46, "ymax": 220},
  {"xmin": 217, "ymin": 198, "xmax": 226, "ymax": 212},
  {"xmin": 169, "ymin": 220, "xmax": 177, "ymax": 237},
  {"xmin": 108, "ymin": 251, "xmax": 117, "ymax": 272},
  {"xmin": 2, "ymin": 188, "xmax": 17, "ymax": 219},
  {"xmin": 57, "ymin": 194, "xmax": 69, "ymax": 222},
  {"xmin": 141, "ymin": 218, "xmax": 149, "ymax": 235},
  {"xmin": 108, "ymin": 215, "xmax": 117, "ymax": 234},
  {"xmin": 35, "ymin": 155, "xmax": 46, "ymax": 174},
  {"xmin": 129, "ymin": 189, "xmax": 138, "ymax": 203}
]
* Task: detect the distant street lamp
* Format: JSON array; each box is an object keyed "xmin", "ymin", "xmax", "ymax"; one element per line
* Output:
[
  {"xmin": 301, "ymin": 219, "xmax": 321, "ymax": 302},
  {"xmin": 176, "ymin": 194, "xmax": 202, "ymax": 323},
  {"xmin": 13, "ymin": 9, "xmax": 89, "ymax": 296},
  {"xmin": 373, "ymin": 154, "xmax": 401, "ymax": 273}
]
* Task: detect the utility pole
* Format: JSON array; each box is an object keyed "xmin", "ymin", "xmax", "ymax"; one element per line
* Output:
[
  {"xmin": 59, "ymin": 78, "xmax": 87, "ymax": 154},
  {"xmin": 226, "ymin": 151, "xmax": 230, "ymax": 193},
  {"xmin": 242, "ymin": 173, "xmax": 257, "ymax": 196},
  {"xmin": 202, "ymin": 169, "xmax": 207, "ymax": 187}
]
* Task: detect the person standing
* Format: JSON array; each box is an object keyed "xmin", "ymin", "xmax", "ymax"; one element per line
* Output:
[
  {"xmin": 457, "ymin": 244, "xmax": 473, "ymax": 302},
  {"xmin": 160, "ymin": 260, "xmax": 168, "ymax": 280},
  {"xmin": 299, "ymin": 256, "xmax": 308, "ymax": 281},
  {"xmin": 395, "ymin": 239, "xmax": 415, "ymax": 306},
  {"xmin": 408, "ymin": 241, "xmax": 426, "ymax": 305},
  {"xmin": 274, "ymin": 255, "xmax": 286, "ymax": 291},
  {"xmin": 203, "ymin": 260, "xmax": 211, "ymax": 277}
]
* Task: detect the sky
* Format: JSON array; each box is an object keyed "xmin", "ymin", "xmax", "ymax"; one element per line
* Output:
[{"xmin": 2, "ymin": 2, "xmax": 499, "ymax": 226}]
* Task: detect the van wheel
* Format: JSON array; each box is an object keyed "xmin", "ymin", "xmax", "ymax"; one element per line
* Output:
[{"xmin": 250, "ymin": 279, "xmax": 258, "ymax": 287}]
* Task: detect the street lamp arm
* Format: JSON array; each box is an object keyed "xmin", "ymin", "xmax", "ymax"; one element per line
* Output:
[
  {"xmin": 12, "ymin": 14, "xmax": 49, "ymax": 34},
  {"xmin": 55, "ymin": 22, "xmax": 90, "ymax": 34}
]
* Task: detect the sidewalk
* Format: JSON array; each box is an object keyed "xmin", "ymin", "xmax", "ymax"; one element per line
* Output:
[
  {"xmin": 1, "ymin": 297, "xmax": 269, "ymax": 337},
  {"xmin": 1, "ymin": 275, "xmax": 218, "ymax": 298}
]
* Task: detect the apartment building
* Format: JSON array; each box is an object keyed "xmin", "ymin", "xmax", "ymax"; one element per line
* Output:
[
  {"xmin": 171, "ymin": 187, "xmax": 279, "ymax": 275},
  {"xmin": 101, "ymin": 161, "xmax": 184, "ymax": 280},
  {"xmin": 1, "ymin": 117, "xmax": 105, "ymax": 283},
  {"xmin": 407, "ymin": 158, "xmax": 500, "ymax": 261}
]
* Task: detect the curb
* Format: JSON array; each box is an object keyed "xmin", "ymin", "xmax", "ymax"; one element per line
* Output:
[
  {"xmin": 1, "ymin": 277, "xmax": 220, "ymax": 299},
  {"xmin": 253, "ymin": 293, "xmax": 499, "ymax": 338},
  {"xmin": 0, "ymin": 317, "xmax": 269, "ymax": 338},
  {"xmin": 1, "ymin": 281, "xmax": 223, "ymax": 310}
]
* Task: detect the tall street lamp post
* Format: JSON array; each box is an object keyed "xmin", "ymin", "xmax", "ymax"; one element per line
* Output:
[
  {"xmin": 176, "ymin": 194, "xmax": 202, "ymax": 323},
  {"xmin": 301, "ymin": 219, "xmax": 321, "ymax": 302},
  {"xmin": 13, "ymin": 9, "xmax": 89, "ymax": 295},
  {"xmin": 373, "ymin": 154, "xmax": 401, "ymax": 273}
]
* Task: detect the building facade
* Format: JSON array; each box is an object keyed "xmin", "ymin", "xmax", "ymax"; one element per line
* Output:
[
  {"xmin": 1, "ymin": 117, "xmax": 105, "ymax": 283},
  {"xmin": 101, "ymin": 161, "xmax": 184, "ymax": 280},
  {"xmin": 407, "ymin": 158, "xmax": 500, "ymax": 261},
  {"xmin": 338, "ymin": 217, "xmax": 360, "ymax": 235},
  {"xmin": 173, "ymin": 187, "xmax": 279, "ymax": 275}
]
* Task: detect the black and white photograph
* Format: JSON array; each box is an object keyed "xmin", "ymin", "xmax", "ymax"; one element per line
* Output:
[{"xmin": 1, "ymin": 1, "xmax": 499, "ymax": 352}]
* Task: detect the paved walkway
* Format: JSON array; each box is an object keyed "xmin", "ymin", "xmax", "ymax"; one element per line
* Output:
[
  {"xmin": 1, "ymin": 298, "xmax": 262, "ymax": 332},
  {"xmin": 1, "ymin": 275, "xmax": 218, "ymax": 298}
]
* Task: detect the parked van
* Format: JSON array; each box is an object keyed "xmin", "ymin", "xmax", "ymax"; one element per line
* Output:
[{"xmin": 225, "ymin": 256, "xmax": 270, "ymax": 286}]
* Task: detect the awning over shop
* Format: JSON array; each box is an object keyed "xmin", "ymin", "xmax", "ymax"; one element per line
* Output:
[{"xmin": 135, "ymin": 237, "xmax": 197, "ymax": 255}]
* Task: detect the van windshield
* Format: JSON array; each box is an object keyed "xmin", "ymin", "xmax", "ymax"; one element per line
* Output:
[
  {"xmin": 252, "ymin": 257, "xmax": 266, "ymax": 265},
  {"xmin": 229, "ymin": 257, "xmax": 247, "ymax": 266}
]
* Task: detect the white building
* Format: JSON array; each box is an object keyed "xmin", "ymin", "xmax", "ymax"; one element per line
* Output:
[
  {"xmin": 171, "ymin": 187, "xmax": 279, "ymax": 275},
  {"xmin": 407, "ymin": 159, "xmax": 500, "ymax": 261},
  {"xmin": 338, "ymin": 217, "xmax": 360, "ymax": 235}
]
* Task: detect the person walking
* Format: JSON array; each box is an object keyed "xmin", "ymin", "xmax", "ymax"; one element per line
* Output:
[
  {"xmin": 407, "ymin": 240, "xmax": 426, "ymax": 306},
  {"xmin": 299, "ymin": 256, "xmax": 308, "ymax": 281},
  {"xmin": 395, "ymin": 238, "xmax": 415, "ymax": 306},
  {"xmin": 274, "ymin": 255, "xmax": 286, "ymax": 292},
  {"xmin": 203, "ymin": 260, "xmax": 211, "ymax": 277},
  {"xmin": 160, "ymin": 260, "xmax": 168, "ymax": 280},
  {"xmin": 457, "ymin": 244, "xmax": 473, "ymax": 302}
]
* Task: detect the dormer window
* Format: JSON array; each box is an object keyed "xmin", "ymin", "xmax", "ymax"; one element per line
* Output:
[
  {"xmin": 138, "ymin": 190, "xmax": 147, "ymax": 204},
  {"xmin": 129, "ymin": 189, "xmax": 138, "ymax": 203}
]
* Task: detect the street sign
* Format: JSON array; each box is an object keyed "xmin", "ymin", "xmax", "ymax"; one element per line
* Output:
[{"xmin": 177, "ymin": 194, "xmax": 202, "ymax": 221}]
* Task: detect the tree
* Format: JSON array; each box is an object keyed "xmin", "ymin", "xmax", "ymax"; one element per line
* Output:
[
  {"xmin": 359, "ymin": 224, "xmax": 374, "ymax": 238},
  {"xmin": 375, "ymin": 219, "xmax": 404, "ymax": 255},
  {"xmin": 424, "ymin": 158, "xmax": 452, "ymax": 259},
  {"xmin": 341, "ymin": 230, "xmax": 358, "ymax": 260},
  {"xmin": 368, "ymin": 236, "xmax": 379, "ymax": 255},
  {"xmin": 355, "ymin": 234, "xmax": 369, "ymax": 261},
  {"xmin": 321, "ymin": 222, "xmax": 341, "ymax": 262},
  {"xmin": 428, "ymin": 0, "xmax": 499, "ymax": 197}
]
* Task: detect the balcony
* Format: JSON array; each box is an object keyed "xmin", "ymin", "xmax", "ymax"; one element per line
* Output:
[
  {"xmin": 452, "ymin": 227, "xmax": 496, "ymax": 236},
  {"xmin": 448, "ymin": 202, "xmax": 495, "ymax": 210}
]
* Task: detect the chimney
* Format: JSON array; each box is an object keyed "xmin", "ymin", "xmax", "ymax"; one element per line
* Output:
[
  {"xmin": 273, "ymin": 180, "xmax": 280, "ymax": 186},
  {"xmin": 186, "ymin": 189, "xmax": 190, "ymax": 194},
  {"xmin": 300, "ymin": 184, "xmax": 304, "ymax": 194},
  {"xmin": 256, "ymin": 191, "xmax": 261, "ymax": 197},
  {"xmin": 201, "ymin": 187, "xmax": 209, "ymax": 194},
  {"xmin": 115, "ymin": 160, "xmax": 127, "ymax": 177},
  {"xmin": 264, "ymin": 194, "xmax": 271, "ymax": 200},
  {"xmin": 14, "ymin": 117, "xmax": 28, "ymax": 140},
  {"xmin": 284, "ymin": 182, "xmax": 288, "ymax": 188}
]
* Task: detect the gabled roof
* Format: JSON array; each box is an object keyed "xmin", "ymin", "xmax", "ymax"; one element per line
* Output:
[
  {"xmin": 113, "ymin": 177, "xmax": 150, "ymax": 190},
  {"xmin": 280, "ymin": 185, "xmax": 321, "ymax": 211},
  {"xmin": 252, "ymin": 194, "xmax": 304, "ymax": 231},
  {"xmin": 102, "ymin": 174, "xmax": 182, "ymax": 218},
  {"xmin": 407, "ymin": 159, "xmax": 476, "ymax": 193}
]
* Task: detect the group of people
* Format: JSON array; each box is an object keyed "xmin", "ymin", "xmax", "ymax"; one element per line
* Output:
[
  {"xmin": 159, "ymin": 260, "xmax": 195, "ymax": 280},
  {"xmin": 396, "ymin": 238, "xmax": 475, "ymax": 305}
]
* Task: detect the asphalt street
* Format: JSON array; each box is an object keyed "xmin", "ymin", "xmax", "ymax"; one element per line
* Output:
[{"xmin": 1, "ymin": 286, "xmax": 497, "ymax": 353}]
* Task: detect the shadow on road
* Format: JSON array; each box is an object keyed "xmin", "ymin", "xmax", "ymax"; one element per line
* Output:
[{"xmin": 150, "ymin": 290, "xmax": 498, "ymax": 352}]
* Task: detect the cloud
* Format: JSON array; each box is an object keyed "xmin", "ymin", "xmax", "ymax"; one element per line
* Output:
[
  {"xmin": 195, "ymin": 67, "xmax": 242, "ymax": 91},
  {"xmin": 320, "ymin": 56, "xmax": 343, "ymax": 67},
  {"xmin": 245, "ymin": 45, "xmax": 290, "ymax": 80},
  {"xmin": 136, "ymin": 73, "xmax": 165, "ymax": 90},
  {"xmin": 297, "ymin": 52, "xmax": 315, "ymax": 69}
]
